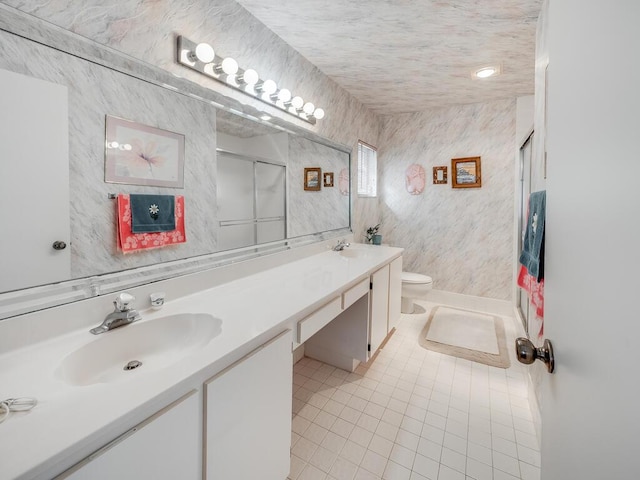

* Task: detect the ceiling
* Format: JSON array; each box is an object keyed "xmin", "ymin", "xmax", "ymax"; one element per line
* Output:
[{"xmin": 234, "ymin": 0, "xmax": 543, "ymax": 115}]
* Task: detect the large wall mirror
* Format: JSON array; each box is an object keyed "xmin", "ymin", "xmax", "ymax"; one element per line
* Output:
[{"xmin": 0, "ymin": 6, "xmax": 350, "ymax": 320}]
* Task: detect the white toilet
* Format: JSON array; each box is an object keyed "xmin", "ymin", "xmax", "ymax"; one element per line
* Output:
[{"xmin": 401, "ymin": 272, "xmax": 433, "ymax": 314}]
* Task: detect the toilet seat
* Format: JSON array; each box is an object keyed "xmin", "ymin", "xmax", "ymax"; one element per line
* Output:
[{"xmin": 401, "ymin": 272, "xmax": 432, "ymax": 285}]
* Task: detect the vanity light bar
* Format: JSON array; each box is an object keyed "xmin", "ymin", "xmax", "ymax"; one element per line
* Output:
[{"xmin": 177, "ymin": 36, "xmax": 324, "ymax": 125}]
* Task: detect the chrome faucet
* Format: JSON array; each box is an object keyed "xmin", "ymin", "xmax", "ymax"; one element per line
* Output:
[
  {"xmin": 90, "ymin": 293, "xmax": 142, "ymax": 335},
  {"xmin": 333, "ymin": 239, "xmax": 351, "ymax": 251}
]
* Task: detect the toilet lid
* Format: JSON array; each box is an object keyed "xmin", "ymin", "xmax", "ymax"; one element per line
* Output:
[{"xmin": 401, "ymin": 272, "xmax": 433, "ymax": 284}]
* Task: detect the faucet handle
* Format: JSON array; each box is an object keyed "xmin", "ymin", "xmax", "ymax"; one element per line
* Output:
[{"xmin": 114, "ymin": 293, "xmax": 135, "ymax": 312}]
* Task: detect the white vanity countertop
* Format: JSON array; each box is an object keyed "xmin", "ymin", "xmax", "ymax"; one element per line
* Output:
[{"xmin": 0, "ymin": 243, "xmax": 402, "ymax": 480}]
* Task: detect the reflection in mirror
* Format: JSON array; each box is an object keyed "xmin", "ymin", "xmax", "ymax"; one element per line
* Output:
[
  {"xmin": 216, "ymin": 109, "xmax": 287, "ymax": 250},
  {"xmin": 0, "ymin": 7, "xmax": 351, "ymax": 321}
]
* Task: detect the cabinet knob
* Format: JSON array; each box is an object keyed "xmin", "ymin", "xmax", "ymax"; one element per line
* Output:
[{"xmin": 52, "ymin": 241, "xmax": 67, "ymax": 250}]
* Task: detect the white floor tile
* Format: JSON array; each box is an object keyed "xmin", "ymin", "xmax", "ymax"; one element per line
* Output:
[
  {"xmin": 440, "ymin": 448, "xmax": 466, "ymax": 474},
  {"xmin": 311, "ymin": 446, "xmax": 339, "ymax": 473},
  {"xmin": 466, "ymin": 457, "xmax": 492, "ymax": 480},
  {"xmin": 383, "ymin": 460, "xmax": 412, "ymax": 480},
  {"xmin": 292, "ymin": 303, "xmax": 540, "ymax": 480},
  {"xmin": 518, "ymin": 461, "xmax": 541, "ymax": 480},
  {"xmin": 299, "ymin": 463, "xmax": 328, "ymax": 480},
  {"xmin": 437, "ymin": 464, "xmax": 464, "ymax": 480},
  {"xmin": 389, "ymin": 444, "xmax": 416, "ymax": 470},
  {"xmin": 355, "ymin": 467, "xmax": 382, "ymax": 480},
  {"xmin": 350, "ymin": 425, "xmax": 375, "ymax": 448},
  {"xmin": 290, "ymin": 454, "xmax": 307, "ymax": 480},
  {"xmin": 369, "ymin": 434, "xmax": 394, "ymax": 458},
  {"xmin": 361, "ymin": 450, "xmax": 388, "ymax": 477},
  {"xmin": 412, "ymin": 454, "xmax": 439, "ymax": 479},
  {"xmin": 341, "ymin": 440, "xmax": 367, "ymax": 465},
  {"xmin": 329, "ymin": 457, "xmax": 358, "ymax": 480},
  {"xmin": 416, "ymin": 437, "xmax": 442, "ymax": 462},
  {"xmin": 395, "ymin": 429, "xmax": 420, "ymax": 452}
]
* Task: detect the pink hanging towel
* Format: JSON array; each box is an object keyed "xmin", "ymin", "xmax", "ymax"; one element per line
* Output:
[
  {"xmin": 116, "ymin": 194, "xmax": 186, "ymax": 253},
  {"xmin": 517, "ymin": 264, "xmax": 545, "ymax": 336}
]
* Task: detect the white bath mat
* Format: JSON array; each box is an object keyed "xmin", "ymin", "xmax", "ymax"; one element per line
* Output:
[{"xmin": 418, "ymin": 306, "xmax": 510, "ymax": 368}]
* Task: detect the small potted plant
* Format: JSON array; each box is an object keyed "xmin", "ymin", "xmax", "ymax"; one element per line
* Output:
[{"xmin": 365, "ymin": 224, "xmax": 381, "ymax": 244}]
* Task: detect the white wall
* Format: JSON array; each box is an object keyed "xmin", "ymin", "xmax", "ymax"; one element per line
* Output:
[{"xmin": 516, "ymin": 95, "xmax": 535, "ymax": 146}]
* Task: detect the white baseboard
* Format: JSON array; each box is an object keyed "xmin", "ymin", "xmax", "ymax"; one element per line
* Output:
[
  {"xmin": 527, "ymin": 373, "xmax": 542, "ymax": 450},
  {"xmin": 293, "ymin": 344, "xmax": 305, "ymax": 364},
  {"xmin": 427, "ymin": 289, "xmax": 514, "ymax": 317}
]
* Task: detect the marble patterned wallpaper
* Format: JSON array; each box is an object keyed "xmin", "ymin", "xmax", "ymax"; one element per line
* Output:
[
  {"xmin": 233, "ymin": 0, "xmax": 542, "ymax": 114},
  {"xmin": 0, "ymin": 30, "xmax": 219, "ymax": 279},
  {"xmin": 287, "ymin": 136, "xmax": 350, "ymax": 238},
  {"xmin": 1, "ymin": 0, "xmax": 380, "ymax": 279},
  {"xmin": 3, "ymin": 0, "xmax": 381, "ymax": 243},
  {"xmin": 378, "ymin": 99, "xmax": 517, "ymax": 300},
  {"xmin": 2, "ymin": 0, "xmax": 523, "ymax": 304}
]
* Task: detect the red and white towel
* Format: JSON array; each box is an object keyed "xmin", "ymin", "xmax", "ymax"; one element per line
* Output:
[{"xmin": 116, "ymin": 194, "xmax": 186, "ymax": 253}]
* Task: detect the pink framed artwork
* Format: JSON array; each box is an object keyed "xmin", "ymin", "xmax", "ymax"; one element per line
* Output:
[{"xmin": 105, "ymin": 115, "xmax": 185, "ymax": 188}]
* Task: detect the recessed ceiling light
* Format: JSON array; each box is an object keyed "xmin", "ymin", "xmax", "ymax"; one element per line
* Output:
[{"xmin": 473, "ymin": 65, "xmax": 502, "ymax": 79}]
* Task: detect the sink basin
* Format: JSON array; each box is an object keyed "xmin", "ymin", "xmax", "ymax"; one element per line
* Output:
[
  {"xmin": 336, "ymin": 245, "xmax": 373, "ymax": 259},
  {"xmin": 56, "ymin": 313, "xmax": 222, "ymax": 386},
  {"xmin": 338, "ymin": 249, "xmax": 362, "ymax": 258}
]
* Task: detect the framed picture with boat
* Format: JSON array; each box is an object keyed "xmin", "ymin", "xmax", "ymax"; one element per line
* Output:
[{"xmin": 451, "ymin": 156, "xmax": 481, "ymax": 188}]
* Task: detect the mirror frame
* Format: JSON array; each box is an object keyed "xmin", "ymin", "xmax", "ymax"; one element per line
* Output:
[{"xmin": 0, "ymin": 5, "xmax": 352, "ymax": 320}]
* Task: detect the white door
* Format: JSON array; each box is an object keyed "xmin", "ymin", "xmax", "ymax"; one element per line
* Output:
[
  {"xmin": 204, "ymin": 330, "xmax": 292, "ymax": 480},
  {"xmin": 369, "ymin": 264, "xmax": 390, "ymax": 356},
  {"xmin": 0, "ymin": 69, "xmax": 70, "ymax": 291},
  {"xmin": 540, "ymin": 2, "xmax": 640, "ymax": 478}
]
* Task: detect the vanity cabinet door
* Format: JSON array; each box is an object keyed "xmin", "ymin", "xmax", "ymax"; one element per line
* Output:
[
  {"xmin": 370, "ymin": 264, "xmax": 390, "ymax": 356},
  {"xmin": 204, "ymin": 330, "xmax": 292, "ymax": 480},
  {"xmin": 58, "ymin": 390, "xmax": 200, "ymax": 480},
  {"xmin": 388, "ymin": 256, "xmax": 403, "ymax": 331}
]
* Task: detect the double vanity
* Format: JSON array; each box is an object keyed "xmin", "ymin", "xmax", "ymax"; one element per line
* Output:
[{"xmin": 0, "ymin": 242, "xmax": 402, "ymax": 480}]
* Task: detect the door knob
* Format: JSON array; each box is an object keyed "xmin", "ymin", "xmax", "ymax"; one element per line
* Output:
[
  {"xmin": 515, "ymin": 337, "xmax": 555, "ymax": 373},
  {"xmin": 52, "ymin": 241, "xmax": 67, "ymax": 250}
]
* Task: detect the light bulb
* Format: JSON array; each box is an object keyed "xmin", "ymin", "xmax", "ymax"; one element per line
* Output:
[
  {"xmin": 313, "ymin": 108, "xmax": 325, "ymax": 120},
  {"xmin": 290, "ymin": 96, "xmax": 304, "ymax": 109},
  {"xmin": 260, "ymin": 79, "xmax": 277, "ymax": 95},
  {"xmin": 475, "ymin": 67, "xmax": 496, "ymax": 78},
  {"xmin": 303, "ymin": 102, "xmax": 315, "ymax": 115},
  {"xmin": 277, "ymin": 88, "xmax": 292, "ymax": 103},
  {"xmin": 239, "ymin": 68, "xmax": 259, "ymax": 86},
  {"xmin": 221, "ymin": 57, "xmax": 239, "ymax": 75},
  {"xmin": 195, "ymin": 43, "xmax": 215, "ymax": 64}
]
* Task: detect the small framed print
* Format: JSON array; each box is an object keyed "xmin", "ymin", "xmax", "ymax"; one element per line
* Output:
[
  {"xmin": 433, "ymin": 166, "xmax": 448, "ymax": 184},
  {"xmin": 105, "ymin": 115, "xmax": 185, "ymax": 188},
  {"xmin": 304, "ymin": 167, "xmax": 321, "ymax": 191},
  {"xmin": 452, "ymin": 157, "xmax": 482, "ymax": 188},
  {"xmin": 323, "ymin": 172, "xmax": 334, "ymax": 187}
]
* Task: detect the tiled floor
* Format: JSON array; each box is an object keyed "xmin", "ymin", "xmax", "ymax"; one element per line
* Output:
[{"xmin": 288, "ymin": 300, "xmax": 540, "ymax": 480}]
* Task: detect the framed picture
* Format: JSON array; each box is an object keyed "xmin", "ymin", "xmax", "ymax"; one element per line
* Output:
[
  {"xmin": 105, "ymin": 115, "xmax": 185, "ymax": 188},
  {"xmin": 433, "ymin": 166, "xmax": 448, "ymax": 184},
  {"xmin": 304, "ymin": 167, "xmax": 321, "ymax": 191},
  {"xmin": 323, "ymin": 172, "xmax": 334, "ymax": 187},
  {"xmin": 452, "ymin": 157, "xmax": 481, "ymax": 188}
]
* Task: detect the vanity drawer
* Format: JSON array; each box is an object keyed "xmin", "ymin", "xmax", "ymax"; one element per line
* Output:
[
  {"xmin": 342, "ymin": 278, "xmax": 369, "ymax": 310},
  {"xmin": 297, "ymin": 297, "xmax": 342, "ymax": 344}
]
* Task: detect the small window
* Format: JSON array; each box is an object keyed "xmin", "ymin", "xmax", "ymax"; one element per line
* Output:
[{"xmin": 357, "ymin": 141, "xmax": 377, "ymax": 197}]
